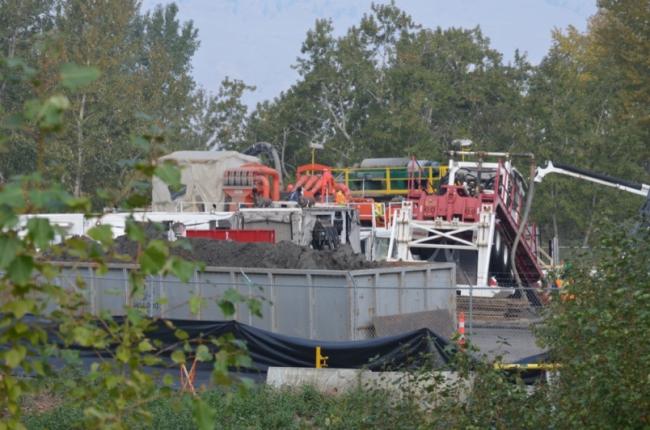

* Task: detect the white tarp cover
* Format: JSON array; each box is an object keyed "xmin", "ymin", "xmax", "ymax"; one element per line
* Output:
[{"xmin": 152, "ymin": 151, "xmax": 259, "ymax": 212}]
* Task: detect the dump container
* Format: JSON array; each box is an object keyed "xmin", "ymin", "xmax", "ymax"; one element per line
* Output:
[{"xmin": 51, "ymin": 262, "xmax": 456, "ymax": 341}]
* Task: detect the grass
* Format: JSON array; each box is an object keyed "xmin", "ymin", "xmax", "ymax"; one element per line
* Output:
[{"xmin": 23, "ymin": 385, "xmax": 426, "ymax": 430}]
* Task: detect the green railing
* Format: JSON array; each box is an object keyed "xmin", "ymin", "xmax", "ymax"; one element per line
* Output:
[{"xmin": 332, "ymin": 166, "xmax": 448, "ymax": 197}]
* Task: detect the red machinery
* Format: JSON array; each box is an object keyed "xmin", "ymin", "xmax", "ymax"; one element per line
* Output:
[
  {"xmin": 223, "ymin": 163, "xmax": 280, "ymax": 209},
  {"xmin": 393, "ymin": 152, "xmax": 543, "ymax": 293},
  {"xmin": 291, "ymin": 163, "xmax": 351, "ymax": 202},
  {"xmin": 288, "ymin": 163, "xmax": 389, "ymax": 226},
  {"xmin": 186, "ymin": 229, "xmax": 275, "ymax": 243}
]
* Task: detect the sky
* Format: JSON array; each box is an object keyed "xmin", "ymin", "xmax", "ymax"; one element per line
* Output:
[{"xmin": 140, "ymin": 0, "xmax": 597, "ymax": 108}]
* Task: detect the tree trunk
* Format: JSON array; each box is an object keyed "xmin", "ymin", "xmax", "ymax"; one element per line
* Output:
[
  {"xmin": 551, "ymin": 183, "xmax": 560, "ymax": 262},
  {"xmin": 582, "ymin": 193, "xmax": 598, "ymax": 248},
  {"xmin": 0, "ymin": 30, "xmax": 19, "ymax": 103},
  {"xmin": 74, "ymin": 94, "xmax": 87, "ymax": 198}
]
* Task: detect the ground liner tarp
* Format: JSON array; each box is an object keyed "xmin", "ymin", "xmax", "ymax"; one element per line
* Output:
[{"xmin": 57, "ymin": 318, "xmax": 453, "ymax": 371}]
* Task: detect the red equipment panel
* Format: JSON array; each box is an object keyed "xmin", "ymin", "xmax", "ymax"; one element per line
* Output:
[
  {"xmin": 416, "ymin": 186, "xmax": 481, "ymax": 222},
  {"xmin": 186, "ymin": 229, "xmax": 275, "ymax": 243}
]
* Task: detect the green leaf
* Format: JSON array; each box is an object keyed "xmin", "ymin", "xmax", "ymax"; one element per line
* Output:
[
  {"xmin": 131, "ymin": 135, "xmax": 150, "ymax": 151},
  {"xmin": 126, "ymin": 307, "xmax": 144, "ymax": 325},
  {"xmin": 7, "ymin": 299, "xmax": 34, "ymax": 318},
  {"xmin": 218, "ymin": 300, "xmax": 235, "ymax": 317},
  {"xmin": 63, "ymin": 196, "xmax": 91, "ymax": 213},
  {"xmin": 124, "ymin": 192, "xmax": 150, "ymax": 209},
  {"xmin": 192, "ymin": 398, "xmax": 216, "ymax": 430},
  {"xmin": 116, "ymin": 346, "xmax": 130, "ymax": 363},
  {"xmin": 0, "ymin": 236, "xmax": 21, "ymax": 268},
  {"xmin": 0, "ymin": 206, "xmax": 19, "ymax": 229},
  {"xmin": 174, "ymin": 328, "xmax": 189, "ymax": 340},
  {"xmin": 60, "ymin": 63, "xmax": 101, "ymax": 90},
  {"xmin": 125, "ymin": 218, "xmax": 146, "ymax": 243},
  {"xmin": 154, "ymin": 162, "xmax": 182, "ymax": 190},
  {"xmin": 4, "ymin": 346, "xmax": 26, "ymax": 369},
  {"xmin": 248, "ymin": 298, "xmax": 263, "ymax": 318},
  {"xmin": 26, "ymin": 217, "xmax": 55, "ymax": 248},
  {"xmin": 235, "ymin": 354, "xmax": 252, "ymax": 368},
  {"xmin": 143, "ymin": 354, "xmax": 161, "ymax": 366},
  {"xmin": 196, "ymin": 344, "xmax": 212, "ymax": 362},
  {"xmin": 138, "ymin": 340, "xmax": 155, "ymax": 352},
  {"xmin": 189, "ymin": 295, "xmax": 202, "ymax": 316},
  {"xmin": 87, "ymin": 224, "xmax": 114, "ymax": 246},
  {"xmin": 26, "ymin": 95, "xmax": 71, "ymax": 131},
  {"xmin": 0, "ymin": 184, "xmax": 25, "ymax": 208},
  {"xmin": 140, "ymin": 240, "xmax": 168, "ymax": 274},
  {"xmin": 171, "ymin": 350, "xmax": 186, "ymax": 364},
  {"xmin": 162, "ymin": 373, "xmax": 174, "ymax": 386},
  {"xmin": 72, "ymin": 326, "xmax": 95, "ymax": 347},
  {"xmin": 7, "ymin": 255, "xmax": 34, "ymax": 285},
  {"xmin": 170, "ymin": 257, "xmax": 195, "ymax": 282},
  {"xmin": 223, "ymin": 289, "xmax": 243, "ymax": 303}
]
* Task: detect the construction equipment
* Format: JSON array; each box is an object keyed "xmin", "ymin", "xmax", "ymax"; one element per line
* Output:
[
  {"xmin": 332, "ymin": 158, "xmax": 447, "ymax": 201},
  {"xmin": 242, "ymin": 142, "xmax": 284, "ymax": 188},
  {"xmin": 534, "ymin": 161, "xmax": 650, "ymax": 227},
  {"xmin": 312, "ymin": 220, "xmax": 340, "ymax": 250},
  {"xmin": 389, "ymin": 151, "xmax": 543, "ymax": 297},
  {"xmin": 222, "ymin": 162, "xmax": 281, "ymax": 210},
  {"xmin": 290, "ymin": 163, "xmax": 351, "ymax": 203}
]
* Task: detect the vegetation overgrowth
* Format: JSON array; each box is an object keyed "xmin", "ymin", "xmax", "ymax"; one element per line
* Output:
[
  {"xmin": 1, "ymin": 0, "xmax": 649, "ymax": 428},
  {"xmin": 0, "ymin": 52, "xmax": 258, "ymax": 429}
]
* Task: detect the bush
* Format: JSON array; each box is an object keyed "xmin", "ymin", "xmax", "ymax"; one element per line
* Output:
[{"xmin": 537, "ymin": 226, "xmax": 650, "ymax": 428}]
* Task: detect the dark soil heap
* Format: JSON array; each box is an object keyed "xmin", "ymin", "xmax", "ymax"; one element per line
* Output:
[{"xmin": 109, "ymin": 237, "xmax": 378, "ymax": 270}]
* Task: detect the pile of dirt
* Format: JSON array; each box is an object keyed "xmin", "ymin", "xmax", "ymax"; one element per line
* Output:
[{"xmin": 110, "ymin": 237, "xmax": 380, "ymax": 270}]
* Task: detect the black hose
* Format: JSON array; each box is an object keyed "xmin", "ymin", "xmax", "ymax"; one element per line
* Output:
[{"xmin": 510, "ymin": 160, "xmax": 536, "ymax": 291}]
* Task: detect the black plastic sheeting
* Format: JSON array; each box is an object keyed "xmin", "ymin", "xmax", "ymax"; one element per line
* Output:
[
  {"xmin": 54, "ymin": 318, "xmax": 453, "ymax": 372},
  {"xmin": 12, "ymin": 316, "xmax": 552, "ymax": 386}
]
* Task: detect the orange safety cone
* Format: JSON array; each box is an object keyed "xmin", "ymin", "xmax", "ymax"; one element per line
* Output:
[{"xmin": 458, "ymin": 311, "xmax": 466, "ymax": 348}]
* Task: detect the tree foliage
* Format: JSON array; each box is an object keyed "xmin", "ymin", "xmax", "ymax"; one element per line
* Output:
[
  {"xmin": 0, "ymin": 0, "xmax": 253, "ymax": 207},
  {"xmin": 537, "ymin": 226, "xmax": 650, "ymax": 428},
  {"xmin": 1, "ymin": 0, "xmax": 649, "ymax": 247},
  {"xmin": 246, "ymin": 0, "xmax": 649, "ymax": 249},
  {"xmin": 0, "ymin": 55, "xmax": 257, "ymax": 430}
]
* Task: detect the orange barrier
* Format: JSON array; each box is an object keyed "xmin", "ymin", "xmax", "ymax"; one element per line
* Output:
[{"xmin": 458, "ymin": 311, "xmax": 466, "ymax": 348}]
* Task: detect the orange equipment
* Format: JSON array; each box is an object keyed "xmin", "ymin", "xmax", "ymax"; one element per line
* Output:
[
  {"xmin": 348, "ymin": 197, "xmax": 388, "ymax": 227},
  {"xmin": 293, "ymin": 163, "xmax": 351, "ymax": 203},
  {"xmin": 223, "ymin": 162, "xmax": 280, "ymax": 210},
  {"xmin": 289, "ymin": 163, "xmax": 389, "ymax": 226}
]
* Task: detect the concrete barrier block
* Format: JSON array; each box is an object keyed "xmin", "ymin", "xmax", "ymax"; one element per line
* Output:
[
  {"xmin": 265, "ymin": 367, "xmax": 472, "ymax": 407},
  {"xmin": 266, "ymin": 367, "xmax": 363, "ymax": 394}
]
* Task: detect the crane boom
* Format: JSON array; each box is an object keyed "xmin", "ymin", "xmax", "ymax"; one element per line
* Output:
[{"xmin": 534, "ymin": 161, "xmax": 650, "ymax": 197}]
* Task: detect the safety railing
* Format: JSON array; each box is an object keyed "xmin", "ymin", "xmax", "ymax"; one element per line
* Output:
[{"xmin": 332, "ymin": 166, "xmax": 448, "ymax": 198}]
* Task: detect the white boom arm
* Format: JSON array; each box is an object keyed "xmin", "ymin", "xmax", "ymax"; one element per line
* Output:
[{"xmin": 534, "ymin": 161, "xmax": 650, "ymax": 197}]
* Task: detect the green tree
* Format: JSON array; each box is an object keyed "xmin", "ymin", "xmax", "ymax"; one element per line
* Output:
[
  {"xmin": 0, "ymin": 1, "xmax": 206, "ymax": 205},
  {"xmin": 538, "ymin": 227, "xmax": 650, "ymax": 428},
  {"xmin": 526, "ymin": 12, "xmax": 648, "ymax": 249},
  {"xmin": 193, "ymin": 77, "xmax": 255, "ymax": 150},
  {"xmin": 250, "ymin": 3, "xmax": 531, "ymax": 169},
  {"xmin": 0, "ymin": 55, "xmax": 257, "ymax": 430}
]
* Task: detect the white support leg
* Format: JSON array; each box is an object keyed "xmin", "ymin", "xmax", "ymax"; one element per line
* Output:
[
  {"xmin": 395, "ymin": 203, "xmax": 413, "ymax": 261},
  {"xmin": 476, "ymin": 204, "xmax": 495, "ymax": 288}
]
